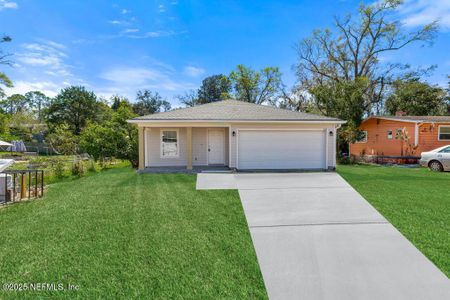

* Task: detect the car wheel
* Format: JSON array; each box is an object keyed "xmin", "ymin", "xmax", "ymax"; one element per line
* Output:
[{"xmin": 429, "ymin": 160, "xmax": 443, "ymax": 172}]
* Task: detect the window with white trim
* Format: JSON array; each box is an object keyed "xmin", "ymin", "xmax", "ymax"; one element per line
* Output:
[
  {"xmin": 161, "ymin": 130, "xmax": 179, "ymax": 157},
  {"xmin": 438, "ymin": 126, "xmax": 450, "ymax": 141},
  {"xmin": 356, "ymin": 131, "xmax": 368, "ymax": 143},
  {"xmin": 387, "ymin": 130, "xmax": 393, "ymax": 139}
]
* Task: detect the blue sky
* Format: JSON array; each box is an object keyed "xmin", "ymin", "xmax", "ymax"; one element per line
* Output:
[{"xmin": 1, "ymin": 0, "xmax": 449, "ymax": 106}]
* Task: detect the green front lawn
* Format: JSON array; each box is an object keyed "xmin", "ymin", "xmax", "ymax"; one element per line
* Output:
[
  {"xmin": 337, "ymin": 164, "xmax": 450, "ymax": 277},
  {"xmin": 0, "ymin": 168, "xmax": 267, "ymax": 299}
]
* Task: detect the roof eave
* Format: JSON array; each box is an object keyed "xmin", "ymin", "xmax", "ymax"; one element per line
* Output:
[
  {"xmin": 127, "ymin": 119, "xmax": 346, "ymax": 124},
  {"xmin": 362, "ymin": 116, "xmax": 420, "ymax": 124},
  {"xmin": 362, "ymin": 116, "xmax": 450, "ymax": 124}
]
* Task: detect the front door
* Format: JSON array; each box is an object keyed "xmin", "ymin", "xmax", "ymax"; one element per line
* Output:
[{"xmin": 208, "ymin": 129, "xmax": 225, "ymax": 165}]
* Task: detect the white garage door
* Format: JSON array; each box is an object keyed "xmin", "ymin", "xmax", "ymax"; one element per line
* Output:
[{"xmin": 237, "ymin": 130, "xmax": 326, "ymax": 169}]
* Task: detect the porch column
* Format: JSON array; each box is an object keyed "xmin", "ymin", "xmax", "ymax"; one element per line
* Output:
[
  {"xmin": 187, "ymin": 127, "xmax": 193, "ymax": 170},
  {"xmin": 138, "ymin": 126, "xmax": 145, "ymax": 171}
]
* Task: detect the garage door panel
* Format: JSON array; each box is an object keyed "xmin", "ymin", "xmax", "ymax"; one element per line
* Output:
[{"xmin": 238, "ymin": 130, "xmax": 326, "ymax": 169}]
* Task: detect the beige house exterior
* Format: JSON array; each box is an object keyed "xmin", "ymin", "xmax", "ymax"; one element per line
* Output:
[{"xmin": 128, "ymin": 100, "xmax": 344, "ymax": 171}]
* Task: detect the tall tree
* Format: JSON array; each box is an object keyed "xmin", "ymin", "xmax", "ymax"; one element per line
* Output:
[
  {"xmin": 2, "ymin": 94, "xmax": 28, "ymax": 114},
  {"xmin": 197, "ymin": 74, "xmax": 232, "ymax": 104},
  {"xmin": 229, "ymin": 65, "xmax": 282, "ymax": 104},
  {"xmin": 177, "ymin": 90, "xmax": 199, "ymax": 107},
  {"xmin": 133, "ymin": 90, "xmax": 171, "ymax": 116},
  {"xmin": 294, "ymin": 0, "xmax": 438, "ymax": 153},
  {"xmin": 110, "ymin": 94, "xmax": 132, "ymax": 111},
  {"xmin": 0, "ymin": 35, "xmax": 13, "ymax": 99},
  {"xmin": 385, "ymin": 79, "xmax": 448, "ymax": 116},
  {"xmin": 45, "ymin": 86, "xmax": 99, "ymax": 135},
  {"xmin": 295, "ymin": 0, "xmax": 437, "ymax": 120},
  {"xmin": 24, "ymin": 91, "xmax": 49, "ymax": 120}
]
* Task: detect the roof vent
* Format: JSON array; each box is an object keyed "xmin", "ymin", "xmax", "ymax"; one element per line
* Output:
[{"xmin": 395, "ymin": 111, "xmax": 407, "ymax": 117}]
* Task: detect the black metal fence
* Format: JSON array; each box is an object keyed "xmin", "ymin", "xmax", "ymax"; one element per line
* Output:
[{"xmin": 0, "ymin": 170, "xmax": 44, "ymax": 204}]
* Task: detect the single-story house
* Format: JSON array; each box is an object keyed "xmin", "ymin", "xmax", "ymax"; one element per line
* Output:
[
  {"xmin": 128, "ymin": 100, "xmax": 345, "ymax": 171},
  {"xmin": 350, "ymin": 115, "xmax": 450, "ymax": 161}
]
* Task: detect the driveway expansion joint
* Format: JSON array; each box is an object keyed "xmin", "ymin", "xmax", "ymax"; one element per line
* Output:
[
  {"xmin": 249, "ymin": 220, "xmax": 389, "ymax": 229},
  {"xmin": 238, "ymin": 186, "xmax": 353, "ymax": 191}
]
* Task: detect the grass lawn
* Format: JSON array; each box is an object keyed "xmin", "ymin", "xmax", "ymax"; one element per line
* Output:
[
  {"xmin": 0, "ymin": 167, "xmax": 267, "ymax": 299},
  {"xmin": 337, "ymin": 164, "xmax": 450, "ymax": 277}
]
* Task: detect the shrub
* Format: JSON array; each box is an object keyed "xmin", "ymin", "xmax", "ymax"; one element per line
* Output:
[
  {"xmin": 87, "ymin": 159, "xmax": 96, "ymax": 172},
  {"xmin": 71, "ymin": 160, "xmax": 85, "ymax": 178},
  {"xmin": 337, "ymin": 153, "xmax": 355, "ymax": 165},
  {"xmin": 49, "ymin": 158, "xmax": 65, "ymax": 178}
]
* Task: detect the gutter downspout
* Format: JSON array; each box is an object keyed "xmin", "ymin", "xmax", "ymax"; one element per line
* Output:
[{"xmin": 415, "ymin": 122, "xmax": 422, "ymax": 147}]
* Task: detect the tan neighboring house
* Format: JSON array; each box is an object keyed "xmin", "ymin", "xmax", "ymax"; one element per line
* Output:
[{"xmin": 128, "ymin": 100, "xmax": 345, "ymax": 171}]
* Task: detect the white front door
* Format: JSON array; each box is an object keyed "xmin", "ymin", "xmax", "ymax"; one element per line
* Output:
[{"xmin": 208, "ymin": 129, "xmax": 225, "ymax": 165}]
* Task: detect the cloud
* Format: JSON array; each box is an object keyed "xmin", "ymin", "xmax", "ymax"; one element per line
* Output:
[
  {"xmin": 0, "ymin": 1, "xmax": 18, "ymax": 10},
  {"xmin": 6, "ymin": 81, "xmax": 61, "ymax": 97},
  {"xmin": 17, "ymin": 41, "xmax": 72, "ymax": 77},
  {"xmin": 125, "ymin": 30, "xmax": 188, "ymax": 39},
  {"xmin": 99, "ymin": 63, "xmax": 196, "ymax": 96},
  {"xmin": 4, "ymin": 39, "xmax": 88, "ymax": 98},
  {"xmin": 158, "ymin": 4, "xmax": 166, "ymax": 13},
  {"xmin": 121, "ymin": 28, "xmax": 139, "ymax": 34},
  {"xmin": 109, "ymin": 20, "xmax": 130, "ymax": 26},
  {"xmin": 398, "ymin": 0, "xmax": 450, "ymax": 29},
  {"xmin": 183, "ymin": 66, "xmax": 205, "ymax": 77},
  {"xmin": 121, "ymin": 8, "xmax": 129, "ymax": 14}
]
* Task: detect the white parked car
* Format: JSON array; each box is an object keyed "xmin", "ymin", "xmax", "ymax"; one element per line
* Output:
[{"xmin": 419, "ymin": 145, "xmax": 450, "ymax": 172}]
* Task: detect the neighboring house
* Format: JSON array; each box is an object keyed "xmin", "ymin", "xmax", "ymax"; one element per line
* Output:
[
  {"xmin": 350, "ymin": 115, "xmax": 450, "ymax": 161},
  {"xmin": 128, "ymin": 100, "xmax": 344, "ymax": 171}
]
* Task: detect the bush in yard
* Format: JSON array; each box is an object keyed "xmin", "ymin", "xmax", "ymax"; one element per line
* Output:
[
  {"xmin": 79, "ymin": 123, "xmax": 121, "ymax": 163},
  {"xmin": 71, "ymin": 160, "xmax": 85, "ymax": 178},
  {"xmin": 79, "ymin": 103, "xmax": 139, "ymax": 168},
  {"xmin": 49, "ymin": 158, "xmax": 65, "ymax": 178},
  {"xmin": 87, "ymin": 159, "xmax": 96, "ymax": 172}
]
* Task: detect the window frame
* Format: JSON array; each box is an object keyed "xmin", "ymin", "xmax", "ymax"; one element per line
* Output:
[
  {"xmin": 160, "ymin": 129, "xmax": 180, "ymax": 158},
  {"xmin": 387, "ymin": 130, "xmax": 393, "ymax": 140},
  {"xmin": 438, "ymin": 125, "xmax": 450, "ymax": 141},
  {"xmin": 356, "ymin": 130, "xmax": 368, "ymax": 143}
]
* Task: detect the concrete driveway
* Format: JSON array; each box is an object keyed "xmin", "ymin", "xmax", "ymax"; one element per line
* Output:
[{"xmin": 197, "ymin": 172, "xmax": 450, "ymax": 300}]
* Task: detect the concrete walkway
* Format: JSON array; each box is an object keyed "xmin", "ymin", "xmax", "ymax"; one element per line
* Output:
[{"xmin": 197, "ymin": 172, "xmax": 450, "ymax": 300}]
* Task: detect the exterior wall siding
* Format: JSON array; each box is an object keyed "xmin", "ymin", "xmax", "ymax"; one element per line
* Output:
[
  {"xmin": 418, "ymin": 123, "xmax": 450, "ymax": 152},
  {"xmin": 145, "ymin": 127, "xmax": 188, "ymax": 167},
  {"xmin": 350, "ymin": 119, "xmax": 450, "ymax": 157},
  {"xmin": 145, "ymin": 127, "xmax": 229, "ymax": 167},
  {"xmin": 144, "ymin": 123, "xmax": 337, "ymax": 169}
]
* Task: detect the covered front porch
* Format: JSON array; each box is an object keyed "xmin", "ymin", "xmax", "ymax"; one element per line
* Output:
[{"xmin": 138, "ymin": 126, "xmax": 230, "ymax": 171}]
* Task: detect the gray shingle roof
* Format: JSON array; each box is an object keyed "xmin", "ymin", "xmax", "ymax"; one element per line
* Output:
[
  {"xmin": 131, "ymin": 100, "xmax": 342, "ymax": 122},
  {"xmin": 372, "ymin": 116, "xmax": 450, "ymax": 123}
]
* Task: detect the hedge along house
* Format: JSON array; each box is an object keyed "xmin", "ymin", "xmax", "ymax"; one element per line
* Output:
[
  {"xmin": 350, "ymin": 115, "xmax": 450, "ymax": 163},
  {"xmin": 128, "ymin": 100, "xmax": 345, "ymax": 171}
]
